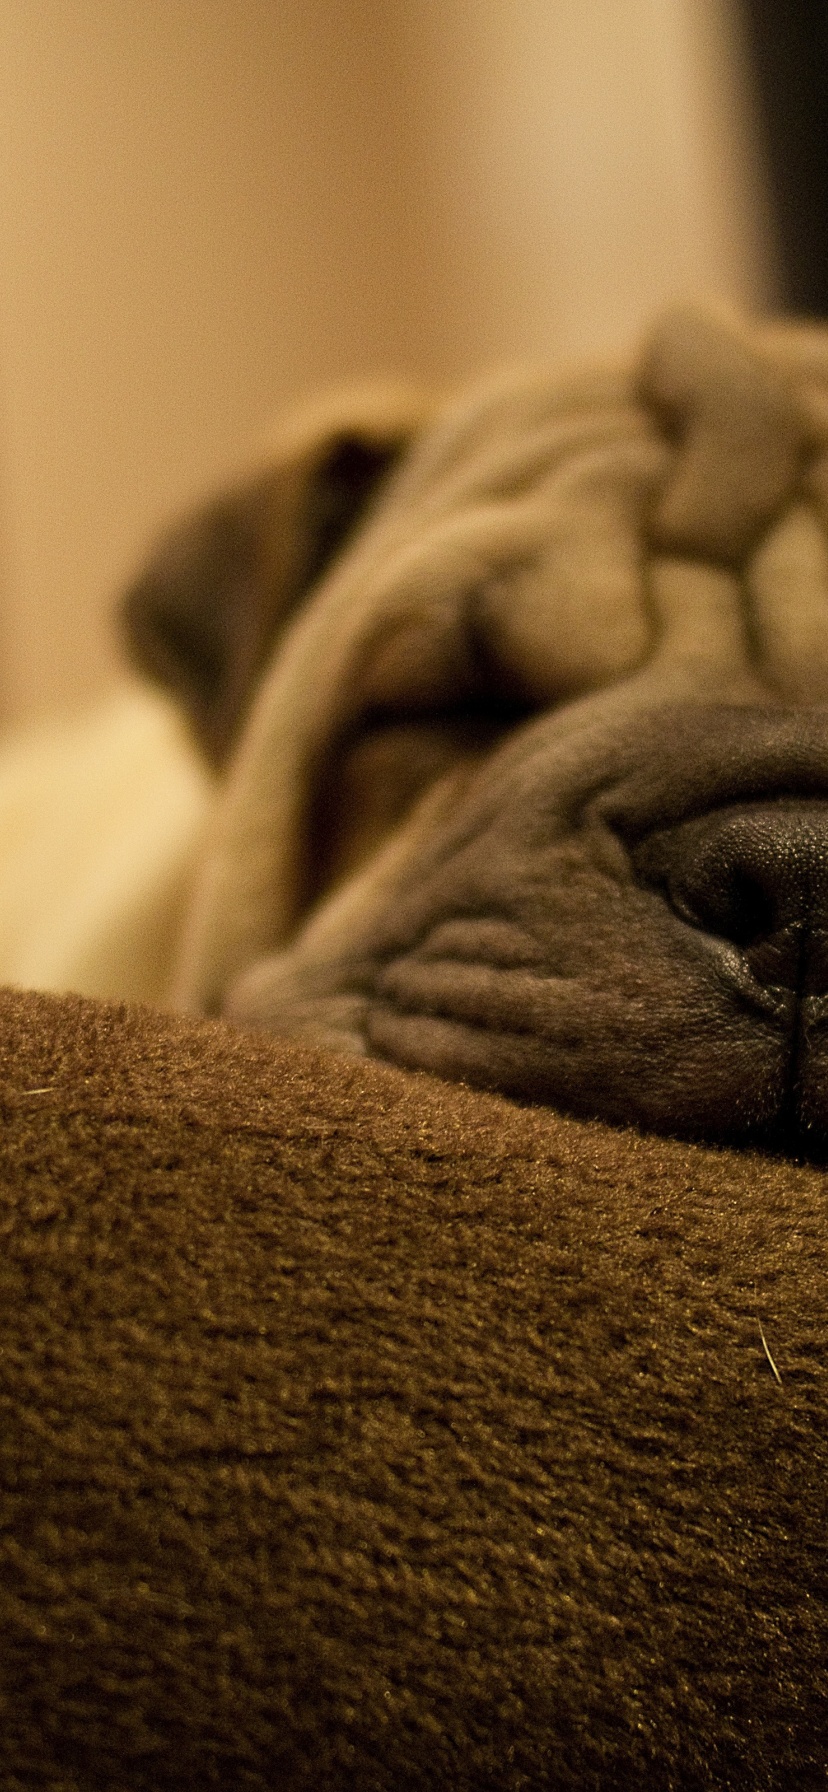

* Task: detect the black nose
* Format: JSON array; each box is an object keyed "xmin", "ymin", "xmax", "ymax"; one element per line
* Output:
[{"xmin": 632, "ymin": 801, "xmax": 828, "ymax": 994}]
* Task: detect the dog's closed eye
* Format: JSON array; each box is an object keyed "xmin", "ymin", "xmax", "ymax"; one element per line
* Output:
[{"xmin": 308, "ymin": 695, "xmax": 535, "ymax": 903}]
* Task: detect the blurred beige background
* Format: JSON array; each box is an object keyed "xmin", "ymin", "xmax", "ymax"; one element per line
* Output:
[{"xmin": 0, "ymin": 0, "xmax": 777, "ymax": 730}]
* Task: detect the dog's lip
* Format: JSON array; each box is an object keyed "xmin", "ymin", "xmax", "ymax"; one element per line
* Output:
[
  {"xmin": 366, "ymin": 949, "xmax": 828, "ymax": 1155},
  {"xmin": 703, "ymin": 934, "xmax": 805, "ymax": 1020}
]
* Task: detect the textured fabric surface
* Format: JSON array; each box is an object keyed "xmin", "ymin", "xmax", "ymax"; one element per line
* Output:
[{"xmin": 0, "ymin": 986, "xmax": 825, "ymax": 1789}]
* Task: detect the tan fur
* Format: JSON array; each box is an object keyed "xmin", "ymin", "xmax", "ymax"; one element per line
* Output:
[
  {"xmin": 164, "ymin": 308, "xmax": 828, "ymax": 1151},
  {"xmin": 173, "ymin": 307, "xmax": 828, "ymax": 1020}
]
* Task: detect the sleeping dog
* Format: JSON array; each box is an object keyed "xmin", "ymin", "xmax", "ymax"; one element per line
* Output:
[{"xmin": 122, "ymin": 306, "xmax": 828, "ymax": 1158}]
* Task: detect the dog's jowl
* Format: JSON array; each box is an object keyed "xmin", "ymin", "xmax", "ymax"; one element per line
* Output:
[{"xmin": 123, "ymin": 308, "xmax": 828, "ymax": 1156}]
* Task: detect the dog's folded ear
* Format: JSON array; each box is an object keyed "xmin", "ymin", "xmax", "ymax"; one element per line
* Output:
[{"xmin": 119, "ymin": 386, "xmax": 429, "ymax": 764}]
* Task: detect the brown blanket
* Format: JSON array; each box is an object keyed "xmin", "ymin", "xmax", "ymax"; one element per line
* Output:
[{"xmin": 0, "ymin": 986, "xmax": 825, "ymax": 1788}]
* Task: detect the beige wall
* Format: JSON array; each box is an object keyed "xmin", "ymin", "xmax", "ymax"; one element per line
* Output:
[{"xmin": 0, "ymin": 0, "xmax": 776, "ymax": 728}]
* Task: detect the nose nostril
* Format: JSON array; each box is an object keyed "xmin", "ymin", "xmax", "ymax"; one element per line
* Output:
[
  {"xmin": 630, "ymin": 800, "xmax": 828, "ymax": 986},
  {"xmin": 702, "ymin": 867, "xmax": 778, "ymax": 948}
]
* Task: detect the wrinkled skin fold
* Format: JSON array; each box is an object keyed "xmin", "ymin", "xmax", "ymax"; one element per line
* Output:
[
  {"xmin": 122, "ymin": 307, "xmax": 828, "ymax": 1157},
  {"xmin": 227, "ymin": 702, "xmax": 828, "ymax": 1155}
]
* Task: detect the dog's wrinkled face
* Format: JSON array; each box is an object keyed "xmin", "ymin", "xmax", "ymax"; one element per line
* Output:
[{"xmin": 123, "ymin": 310, "xmax": 828, "ymax": 1157}]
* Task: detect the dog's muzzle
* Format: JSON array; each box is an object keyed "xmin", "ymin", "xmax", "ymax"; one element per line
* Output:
[{"xmin": 356, "ymin": 707, "xmax": 828, "ymax": 1158}]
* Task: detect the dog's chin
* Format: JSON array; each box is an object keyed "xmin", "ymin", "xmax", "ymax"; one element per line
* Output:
[
  {"xmin": 226, "ymin": 910, "xmax": 828, "ymax": 1160},
  {"xmin": 364, "ymin": 934, "xmax": 828, "ymax": 1159}
]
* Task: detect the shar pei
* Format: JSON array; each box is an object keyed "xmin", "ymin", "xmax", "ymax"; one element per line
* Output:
[{"xmin": 122, "ymin": 305, "xmax": 828, "ymax": 1159}]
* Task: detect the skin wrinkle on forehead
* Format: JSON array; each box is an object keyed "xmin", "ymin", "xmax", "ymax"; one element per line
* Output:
[
  {"xmin": 159, "ymin": 306, "xmax": 828, "ymax": 1152},
  {"xmin": 174, "ymin": 447, "xmax": 663, "ymax": 1009},
  {"xmin": 640, "ymin": 306, "xmax": 808, "ymax": 561}
]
